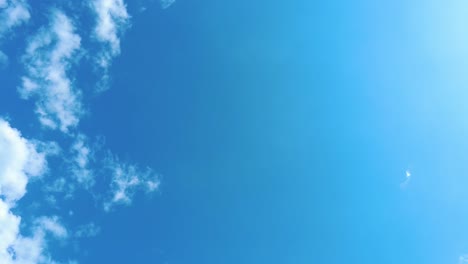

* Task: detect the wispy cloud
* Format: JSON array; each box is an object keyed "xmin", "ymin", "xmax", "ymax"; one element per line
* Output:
[
  {"xmin": 160, "ymin": 0, "xmax": 175, "ymax": 9},
  {"xmin": 90, "ymin": 0, "xmax": 130, "ymax": 91},
  {"xmin": 69, "ymin": 134, "xmax": 94, "ymax": 188},
  {"xmin": 0, "ymin": 51, "xmax": 8, "ymax": 68},
  {"xmin": 75, "ymin": 222, "xmax": 101, "ymax": 238},
  {"xmin": 0, "ymin": 0, "xmax": 30, "ymax": 29},
  {"xmin": 0, "ymin": 0, "xmax": 30, "ymax": 65},
  {"xmin": 0, "ymin": 0, "xmax": 30, "ymax": 35},
  {"xmin": 103, "ymin": 153, "xmax": 160, "ymax": 211},
  {"xmin": 10, "ymin": 216, "xmax": 68, "ymax": 264},
  {"xmin": 19, "ymin": 9, "xmax": 82, "ymax": 133},
  {"xmin": 35, "ymin": 216, "xmax": 68, "ymax": 239}
]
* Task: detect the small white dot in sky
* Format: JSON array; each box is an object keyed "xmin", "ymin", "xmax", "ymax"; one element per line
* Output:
[{"xmin": 405, "ymin": 170, "xmax": 411, "ymax": 178}]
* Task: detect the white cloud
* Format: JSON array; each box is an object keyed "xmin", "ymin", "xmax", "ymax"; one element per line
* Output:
[
  {"xmin": 160, "ymin": 0, "xmax": 175, "ymax": 9},
  {"xmin": 0, "ymin": 0, "xmax": 30, "ymax": 35},
  {"xmin": 0, "ymin": 119, "xmax": 46, "ymax": 203},
  {"xmin": 90, "ymin": 0, "xmax": 130, "ymax": 91},
  {"xmin": 35, "ymin": 216, "xmax": 68, "ymax": 239},
  {"xmin": 69, "ymin": 134, "xmax": 93, "ymax": 188},
  {"xmin": 0, "ymin": 0, "xmax": 30, "ymax": 63},
  {"xmin": 91, "ymin": 0, "xmax": 129, "ymax": 58},
  {"xmin": 19, "ymin": 9, "xmax": 82, "ymax": 133},
  {"xmin": 0, "ymin": 200, "xmax": 20, "ymax": 262},
  {"xmin": 103, "ymin": 154, "xmax": 160, "ymax": 211},
  {"xmin": 0, "ymin": 119, "xmax": 64, "ymax": 264},
  {"xmin": 9, "ymin": 216, "xmax": 67, "ymax": 264}
]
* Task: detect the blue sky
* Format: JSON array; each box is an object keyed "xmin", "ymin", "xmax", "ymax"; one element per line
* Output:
[{"xmin": 2, "ymin": 0, "xmax": 468, "ymax": 263}]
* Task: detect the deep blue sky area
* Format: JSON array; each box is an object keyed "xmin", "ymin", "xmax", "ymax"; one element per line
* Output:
[
  {"xmin": 89, "ymin": 1, "xmax": 330, "ymax": 263},
  {"xmin": 2, "ymin": 0, "xmax": 468, "ymax": 263}
]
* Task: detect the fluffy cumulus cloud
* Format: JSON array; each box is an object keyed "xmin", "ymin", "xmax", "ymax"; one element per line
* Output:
[
  {"xmin": 0, "ymin": 119, "xmax": 65, "ymax": 264},
  {"xmin": 19, "ymin": 9, "xmax": 82, "ymax": 133},
  {"xmin": 0, "ymin": 119, "xmax": 47, "ymax": 203},
  {"xmin": 0, "ymin": 200, "xmax": 20, "ymax": 262},
  {"xmin": 103, "ymin": 154, "xmax": 160, "ymax": 211},
  {"xmin": 90, "ymin": 0, "xmax": 130, "ymax": 91}
]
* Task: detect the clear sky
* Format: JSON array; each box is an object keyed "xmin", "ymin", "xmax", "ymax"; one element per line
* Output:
[{"xmin": 1, "ymin": 0, "xmax": 468, "ymax": 263}]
